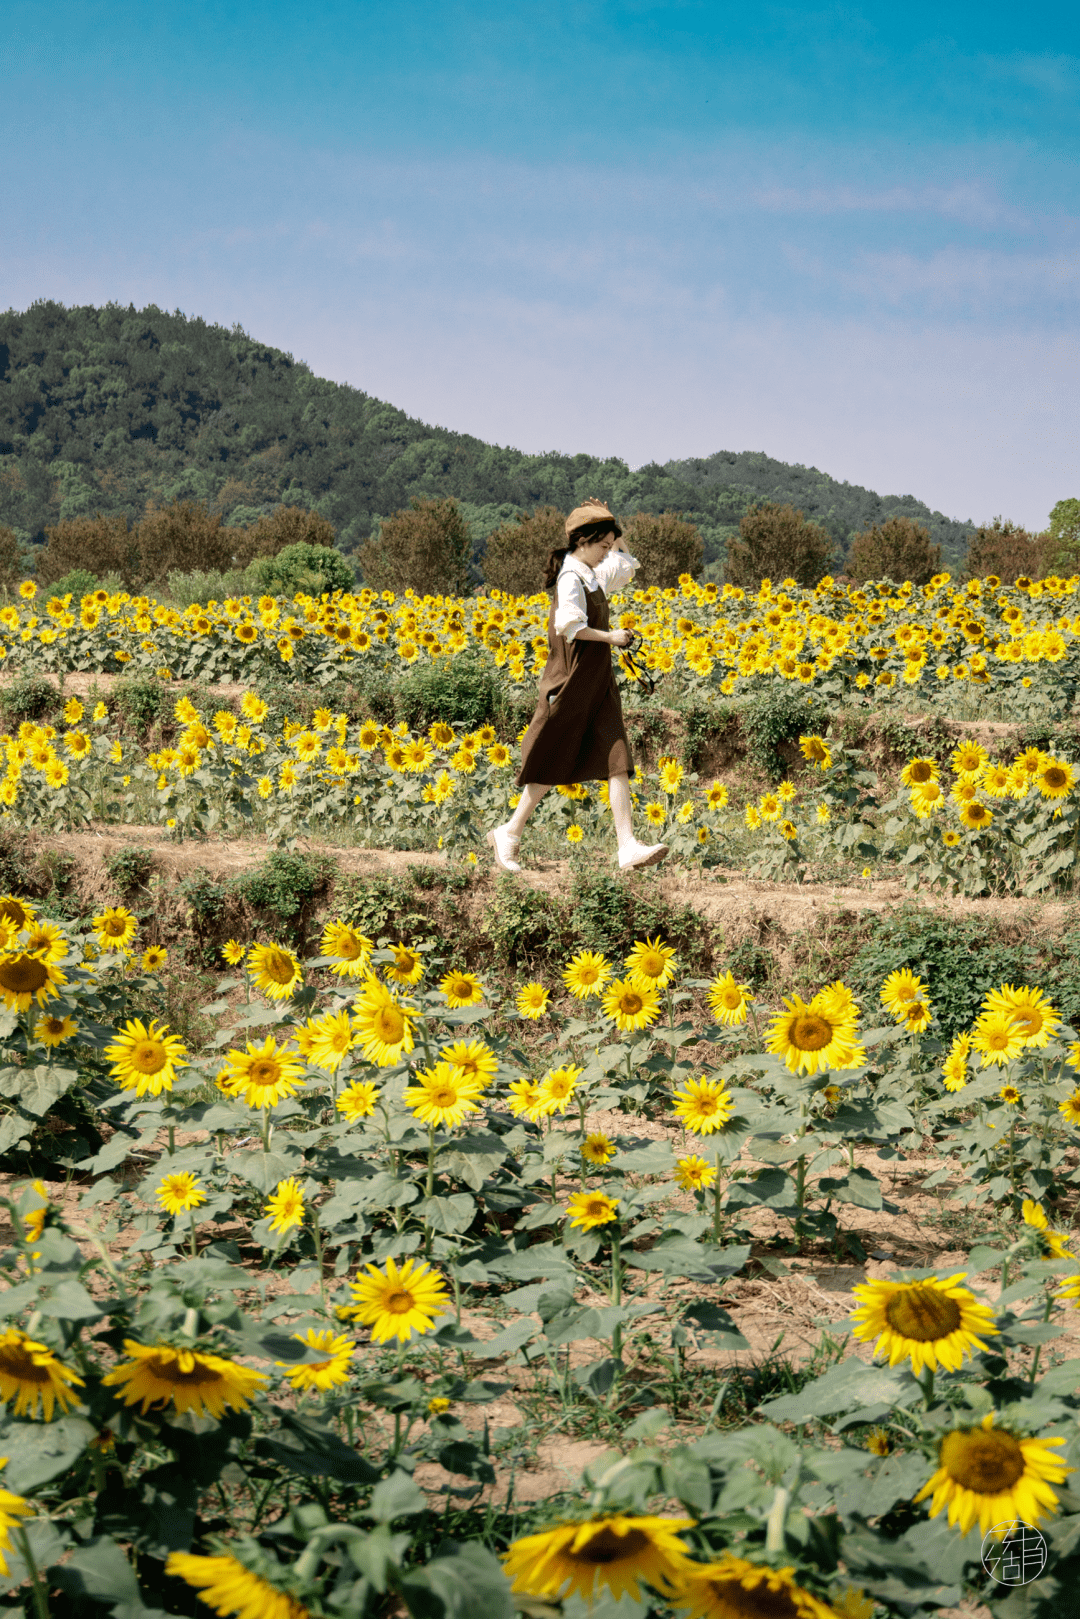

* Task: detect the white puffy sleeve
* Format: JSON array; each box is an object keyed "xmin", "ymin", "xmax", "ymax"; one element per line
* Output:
[
  {"xmin": 553, "ymin": 567, "xmax": 589, "ymax": 642},
  {"xmin": 593, "ymin": 547, "xmax": 640, "ymax": 596}
]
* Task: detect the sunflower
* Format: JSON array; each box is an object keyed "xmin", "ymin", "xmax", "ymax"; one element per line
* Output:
[
  {"xmin": 563, "ymin": 949, "xmax": 612, "ymax": 1000},
  {"xmin": 1036, "ymin": 757, "xmax": 1076, "ymax": 799},
  {"xmin": 0, "ymin": 950, "xmax": 65, "ymax": 1013},
  {"xmin": 880, "ymin": 967, "xmax": 926, "ymax": 1019},
  {"xmin": 385, "ymin": 941, "xmax": 424, "ymax": 985},
  {"xmin": 306, "ymin": 1011, "xmax": 355, "ymax": 1072},
  {"xmin": 440, "ymin": 1038, "xmax": 498, "ymax": 1086},
  {"xmin": 644, "ymin": 801, "xmax": 666, "ymax": 826},
  {"xmin": 0, "ymin": 895, "xmax": 35, "ymax": 931},
  {"xmin": 706, "ymin": 971, "xmax": 753, "ymax": 1025},
  {"xmin": 507, "ymin": 1077, "xmax": 546, "ymax": 1120},
  {"xmin": 766, "ymin": 991, "xmax": 860, "ymax": 1075},
  {"xmin": 601, "ymin": 976, "xmax": 661, "ymax": 1031},
  {"xmin": 247, "ymin": 942, "xmax": 303, "ymax": 1001},
  {"xmin": 265, "ymin": 1177, "xmax": 305, "ymax": 1235},
  {"xmin": 438, "ymin": 968, "xmax": 484, "ymax": 1008},
  {"xmin": 913, "ymin": 1412, "xmax": 1073, "ymax": 1536},
  {"xmin": 165, "ymin": 1550, "xmax": 309, "ymax": 1619},
  {"xmin": 1058, "ymin": 1090, "xmax": 1080, "ymax": 1126},
  {"xmin": 347, "ymin": 1256, "xmax": 449, "ymax": 1343},
  {"xmin": 674, "ymin": 1155, "xmax": 716, "ymax": 1192},
  {"xmin": 670, "ymin": 1554, "xmax": 838, "ymax": 1619},
  {"xmin": 404, "ymin": 1063, "xmax": 485, "ymax": 1130},
  {"xmin": 581, "ymin": 1131, "xmax": 616, "ymax": 1166},
  {"xmin": 319, "ymin": 919, "xmax": 373, "ymax": 979},
  {"xmin": 516, "ymin": 981, "xmax": 550, "ymax": 1019},
  {"xmin": 959, "ymin": 800, "xmax": 993, "ymax": 830},
  {"xmin": 105, "ymin": 1017, "xmax": 188, "ymax": 1097},
  {"xmin": 1021, "ymin": 1198, "xmax": 1047, "ymax": 1231},
  {"xmin": 999, "ymin": 1083, "xmax": 1021, "ymax": 1105},
  {"xmin": 504, "ymin": 1513, "xmax": 693, "ymax": 1605},
  {"xmin": 982, "ymin": 983, "xmax": 1060, "ymax": 1048},
  {"xmin": 901, "ymin": 756, "xmax": 938, "ymax": 787},
  {"xmin": 671, "ymin": 1076, "xmax": 734, "ymax": 1135},
  {"xmin": 104, "ymin": 1341, "xmax": 268, "ymax": 1418},
  {"xmin": 280, "ymin": 1328, "xmax": 355, "ymax": 1393},
  {"xmin": 538, "ymin": 1064, "xmax": 581, "ymax": 1114},
  {"xmin": 141, "ymin": 945, "xmax": 168, "ymax": 972},
  {"xmin": 970, "ymin": 1010, "xmax": 1026, "ymax": 1068},
  {"xmin": 798, "ymin": 734, "xmax": 832, "ymax": 769},
  {"xmin": 849, "ymin": 1272, "xmax": 999, "ymax": 1373},
  {"xmin": 942, "ymin": 1032, "xmax": 970, "ymax": 1092},
  {"xmin": 222, "ymin": 939, "xmax": 246, "ymax": 966},
  {"xmin": 0, "ymin": 1465, "xmax": 30, "ymax": 1578},
  {"xmin": 35, "ymin": 1013, "xmax": 77, "ymax": 1048},
  {"xmin": 217, "ymin": 1037, "xmax": 306, "ymax": 1109},
  {"xmin": 758, "ymin": 792, "xmax": 781, "ymax": 821},
  {"xmin": 351, "ymin": 978, "xmax": 415, "ymax": 1066},
  {"xmin": 20, "ymin": 920, "xmax": 66, "ymax": 963},
  {"xmin": 903, "ymin": 998, "xmax": 933, "ymax": 1034},
  {"xmin": 0, "ymin": 1327, "xmax": 84, "ymax": 1420},
  {"xmin": 624, "ymin": 935, "xmax": 678, "ymax": 990},
  {"xmin": 155, "ymin": 1173, "xmax": 207, "ymax": 1216},
  {"xmin": 92, "ymin": 905, "xmax": 137, "ymax": 951},
  {"xmin": 566, "ymin": 1191, "xmax": 619, "ymax": 1231},
  {"xmin": 952, "ymin": 739, "xmax": 988, "ymax": 776},
  {"xmin": 335, "ymin": 1080, "xmax": 380, "ymax": 1121},
  {"xmin": 910, "ymin": 780, "xmax": 945, "ymax": 817}
]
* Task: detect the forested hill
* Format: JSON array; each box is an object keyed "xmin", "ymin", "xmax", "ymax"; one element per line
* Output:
[{"xmin": 0, "ymin": 301, "xmax": 975, "ymax": 569}]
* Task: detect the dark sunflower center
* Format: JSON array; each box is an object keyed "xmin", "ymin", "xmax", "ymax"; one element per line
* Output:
[
  {"xmin": 0, "ymin": 1349, "xmax": 50, "ymax": 1384},
  {"xmin": 264, "ymin": 952, "xmax": 295, "ymax": 984},
  {"xmin": 375, "ymin": 1008, "xmax": 404, "ymax": 1041},
  {"xmin": 621, "ymin": 992, "xmax": 644, "ymax": 1015},
  {"xmin": 431, "ymin": 1087, "xmax": 457, "ymax": 1107},
  {"xmin": 699, "ymin": 1575, "xmax": 800, "ymax": 1619},
  {"xmin": 148, "ymin": 1356, "xmax": 222, "ymax": 1388},
  {"xmin": 791, "ymin": 1014, "xmax": 833, "ymax": 1051},
  {"xmin": 249, "ymin": 1060, "xmax": 281, "ymax": 1085},
  {"xmin": 885, "ymin": 1286, "xmax": 961, "ymax": 1342},
  {"xmin": 0, "ymin": 902, "xmax": 28, "ymax": 927},
  {"xmin": 385, "ymin": 1289, "xmax": 415, "ymax": 1315},
  {"xmin": 131, "ymin": 1041, "xmax": 166, "ymax": 1074},
  {"xmin": 1045, "ymin": 769, "xmax": 1067, "ymax": 790},
  {"xmin": 0, "ymin": 955, "xmax": 48, "ymax": 993},
  {"xmin": 576, "ymin": 1527, "xmax": 649, "ymax": 1565},
  {"xmin": 941, "ymin": 1427, "xmax": 1024, "ymax": 1493},
  {"xmin": 910, "ymin": 762, "xmax": 933, "ymax": 782}
]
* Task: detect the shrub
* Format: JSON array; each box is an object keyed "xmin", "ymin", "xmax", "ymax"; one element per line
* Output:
[
  {"xmin": 724, "ymin": 502, "xmax": 833, "ymax": 589},
  {"xmin": 42, "ymin": 568, "xmax": 100, "ymax": 601},
  {"xmin": 0, "ymin": 525, "xmax": 21, "ymax": 593},
  {"xmin": 230, "ymin": 851, "xmax": 334, "ymax": 922},
  {"xmin": 357, "ymin": 498, "xmax": 473, "ymax": 597},
  {"xmin": 104, "ymin": 847, "xmax": 155, "ymax": 893},
  {"xmin": 741, "ymin": 688, "xmax": 829, "ymax": 778},
  {"xmin": 482, "ymin": 506, "xmax": 565, "ymax": 597},
  {"xmin": 621, "ymin": 511, "xmax": 704, "ymax": 587},
  {"xmin": 37, "ymin": 514, "xmax": 142, "ymax": 590},
  {"xmin": 845, "ymin": 517, "xmax": 942, "ymax": 585},
  {"xmin": 0, "ymin": 674, "xmax": 57, "ymax": 726},
  {"xmin": 250, "ymin": 541, "xmax": 354, "ymax": 596},
  {"xmin": 231, "ymin": 505, "xmax": 337, "ymax": 566},
  {"xmin": 164, "ymin": 566, "xmax": 264, "ymax": 609},
  {"xmin": 112, "ymin": 677, "xmax": 166, "ymax": 733},
  {"xmin": 394, "ymin": 653, "xmax": 504, "ymax": 732},
  {"xmin": 963, "ymin": 517, "xmax": 1050, "ymax": 582}
]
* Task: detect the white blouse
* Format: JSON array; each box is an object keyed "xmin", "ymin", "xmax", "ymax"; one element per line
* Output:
[{"xmin": 553, "ymin": 548, "xmax": 640, "ymax": 642}]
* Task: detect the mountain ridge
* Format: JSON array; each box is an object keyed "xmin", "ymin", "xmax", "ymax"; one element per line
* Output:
[{"xmin": 0, "ymin": 301, "xmax": 976, "ymax": 571}]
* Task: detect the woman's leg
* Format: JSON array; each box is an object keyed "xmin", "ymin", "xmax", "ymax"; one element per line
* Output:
[
  {"xmin": 608, "ymin": 773, "xmax": 635, "ymax": 851},
  {"xmin": 502, "ymin": 782, "xmax": 551, "ymax": 838}
]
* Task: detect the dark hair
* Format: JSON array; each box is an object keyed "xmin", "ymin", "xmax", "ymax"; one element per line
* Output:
[{"xmin": 543, "ymin": 521, "xmax": 617, "ymax": 590}]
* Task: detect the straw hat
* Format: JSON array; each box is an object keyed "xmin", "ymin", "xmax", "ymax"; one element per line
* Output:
[{"xmin": 565, "ymin": 498, "xmax": 623, "ymax": 540}]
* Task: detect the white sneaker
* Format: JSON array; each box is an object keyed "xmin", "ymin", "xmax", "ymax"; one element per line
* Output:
[
  {"xmin": 486, "ymin": 826, "xmax": 522, "ymax": 873},
  {"xmin": 618, "ymin": 839, "xmax": 669, "ymax": 871}
]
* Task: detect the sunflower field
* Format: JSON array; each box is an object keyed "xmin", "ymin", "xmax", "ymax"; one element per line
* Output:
[{"xmin": 0, "ymin": 890, "xmax": 1075, "ymax": 1617}]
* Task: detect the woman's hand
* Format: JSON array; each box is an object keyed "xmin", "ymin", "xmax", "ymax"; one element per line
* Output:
[{"xmin": 608, "ymin": 628, "xmax": 633, "ymax": 648}]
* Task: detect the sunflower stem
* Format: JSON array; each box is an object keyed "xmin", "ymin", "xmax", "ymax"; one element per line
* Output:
[
  {"xmin": 764, "ymin": 1485, "xmax": 790, "ymax": 1553},
  {"xmin": 188, "ymin": 1210, "xmax": 198, "ymax": 1260},
  {"xmin": 712, "ymin": 1176, "xmax": 724, "ymax": 1245},
  {"xmin": 261, "ymin": 1105, "xmax": 273, "ymax": 1155},
  {"xmin": 14, "ymin": 1526, "xmax": 48, "ymax": 1619},
  {"xmin": 918, "ymin": 1366, "xmax": 935, "ymax": 1409},
  {"xmin": 166, "ymin": 1123, "xmax": 175, "ymax": 1158},
  {"xmin": 181, "ymin": 1306, "xmax": 199, "ymax": 1339}
]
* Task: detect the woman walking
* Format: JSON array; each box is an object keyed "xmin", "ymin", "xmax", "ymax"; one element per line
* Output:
[{"xmin": 486, "ymin": 499, "xmax": 668, "ymax": 874}]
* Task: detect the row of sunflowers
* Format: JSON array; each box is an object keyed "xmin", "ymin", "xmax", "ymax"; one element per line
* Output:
[
  {"xmin": 4, "ymin": 688, "xmax": 1080, "ymax": 898},
  {"xmin": 0, "ymin": 888, "xmax": 1076, "ymax": 1612},
  {"xmin": 5, "ymin": 564, "xmax": 1080, "ymax": 714}
]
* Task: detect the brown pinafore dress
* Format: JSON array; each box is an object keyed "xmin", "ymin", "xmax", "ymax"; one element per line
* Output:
[{"xmin": 516, "ymin": 582, "xmax": 633, "ymax": 787}]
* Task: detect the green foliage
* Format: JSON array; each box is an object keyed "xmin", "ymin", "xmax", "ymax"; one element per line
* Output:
[
  {"xmin": 43, "ymin": 567, "xmax": 100, "ymax": 600},
  {"xmin": 0, "ymin": 673, "xmax": 57, "ymax": 726},
  {"xmin": 845, "ymin": 517, "xmax": 942, "ymax": 586},
  {"xmin": 483, "ymin": 877, "xmax": 567, "ymax": 967},
  {"xmin": 164, "ymin": 564, "xmax": 264, "ymax": 608},
  {"xmin": 725, "ymin": 502, "xmax": 834, "ymax": 589},
  {"xmin": 337, "ymin": 867, "xmax": 467, "ymax": 942},
  {"xmin": 741, "ymin": 688, "xmax": 828, "ymax": 779},
  {"xmin": 1049, "ymin": 497, "xmax": 1080, "ymax": 545},
  {"xmin": 111, "ymin": 676, "xmax": 166, "ymax": 733},
  {"xmin": 251, "ymin": 541, "xmax": 354, "ymax": 596},
  {"xmin": 394, "ymin": 653, "xmax": 505, "ymax": 732},
  {"xmin": 103, "ymin": 846, "xmax": 155, "ymax": 894},
  {"xmin": 230, "ymin": 851, "xmax": 334, "ymax": 921},
  {"xmin": 0, "ymin": 303, "xmax": 974, "ymax": 563}
]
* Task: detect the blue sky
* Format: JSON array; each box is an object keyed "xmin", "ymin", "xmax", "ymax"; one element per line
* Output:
[{"xmin": 5, "ymin": 1, "xmax": 1078, "ymax": 525}]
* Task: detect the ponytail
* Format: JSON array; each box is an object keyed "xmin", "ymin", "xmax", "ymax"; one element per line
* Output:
[{"xmin": 543, "ymin": 520, "xmax": 618, "ymax": 591}]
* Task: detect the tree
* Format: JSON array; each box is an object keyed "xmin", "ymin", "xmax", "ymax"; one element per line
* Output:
[
  {"xmin": 357, "ymin": 498, "xmax": 474, "ymax": 597},
  {"xmin": 0, "ymin": 526, "xmax": 20, "ymax": 594},
  {"xmin": 724, "ymin": 502, "xmax": 833, "ymax": 589},
  {"xmin": 231, "ymin": 505, "xmax": 337, "ymax": 568},
  {"xmin": 963, "ymin": 518, "xmax": 1049, "ymax": 582},
  {"xmin": 251, "ymin": 542, "xmax": 354, "ymax": 596},
  {"xmin": 845, "ymin": 517, "xmax": 942, "ymax": 585},
  {"xmin": 482, "ymin": 506, "xmax": 565, "ymax": 596},
  {"xmin": 1046, "ymin": 498, "xmax": 1080, "ymax": 570},
  {"xmin": 37, "ymin": 515, "xmax": 142, "ymax": 590},
  {"xmin": 621, "ymin": 511, "xmax": 704, "ymax": 588},
  {"xmin": 136, "ymin": 501, "xmax": 231, "ymax": 585}
]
